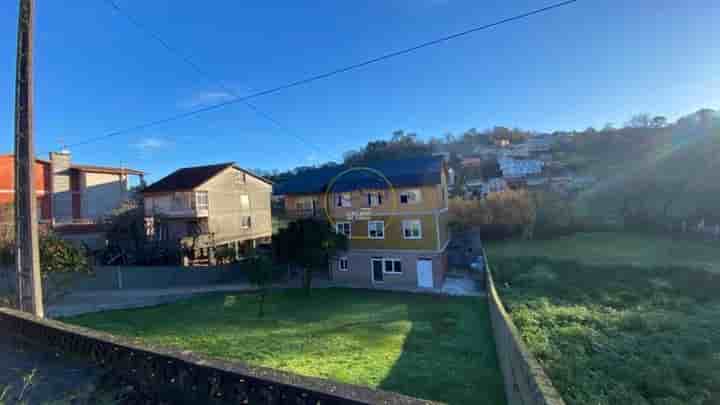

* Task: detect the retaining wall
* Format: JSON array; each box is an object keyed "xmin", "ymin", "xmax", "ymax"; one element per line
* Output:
[
  {"xmin": 484, "ymin": 251, "xmax": 566, "ymax": 405},
  {"xmin": 0, "ymin": 307, "xmax": 434, "ymax": 405},
  {"xmin": 0, "ymin": 264, "xmax": 249, "ymax": 295}
]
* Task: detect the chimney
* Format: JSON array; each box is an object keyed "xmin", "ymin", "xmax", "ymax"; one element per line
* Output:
[{"xmin": 50, "ymin": 150, "xmax": 73, "ymax": 222}]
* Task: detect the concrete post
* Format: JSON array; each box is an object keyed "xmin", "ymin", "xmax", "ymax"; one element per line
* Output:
[{"xmin": 14, "ymin": 0, "xmax": 44, "ymax": 317}]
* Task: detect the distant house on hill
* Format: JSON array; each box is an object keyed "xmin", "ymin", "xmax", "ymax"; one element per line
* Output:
[
  {"xmin": 142, "ymin": 163, "xmax": 272, "ymax": 266},
  {"xmin": 276, "ymin": 156, "xmax": 450, "ymax": 290}
]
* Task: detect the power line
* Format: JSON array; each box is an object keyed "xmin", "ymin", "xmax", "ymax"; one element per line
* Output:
[
  {"xmin": 101, "ymin": 0, "xmax": 330, "ymax": 160},
  {"xmin": 64, "ymin": 0, "xmax": 578, "ymax": 149}
]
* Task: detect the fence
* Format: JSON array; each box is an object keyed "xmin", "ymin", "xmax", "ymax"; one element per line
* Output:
[
  {"xmin": 484, "ymin": 249, "xmax": 566, "ymax": 405},
  {"xmin": 0, "ymin": 307, "xmax": 434, "ymax": 405},
  {"xmin": 0, "ymin": 264, "xmax": 250, "ymax": 298}
]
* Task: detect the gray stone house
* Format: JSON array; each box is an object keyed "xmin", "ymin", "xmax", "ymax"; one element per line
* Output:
[{"xmin": 142, "ymin": 163, "xmax": 272, "ymax": 266}]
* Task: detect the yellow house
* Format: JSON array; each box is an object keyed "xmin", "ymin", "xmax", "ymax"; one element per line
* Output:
[{"xmin": 278, "ymin": 156, "xmax": 450, "ymax": 289}]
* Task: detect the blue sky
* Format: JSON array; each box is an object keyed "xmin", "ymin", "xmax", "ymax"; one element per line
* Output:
[{"xmin": 1, "ymin": 1, "xmax": 719, "ymax": 181}]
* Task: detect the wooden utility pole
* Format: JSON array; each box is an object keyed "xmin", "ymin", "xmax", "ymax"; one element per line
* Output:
[{"xmin": 14, "ymin": 0, "xmax": 44, "ymax": 317}]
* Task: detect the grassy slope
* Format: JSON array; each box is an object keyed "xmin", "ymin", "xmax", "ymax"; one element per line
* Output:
[
  {"xmin": 575, "ymin": 133, "xmax": 720, "ymax": 219},
  {"xmin": 66, "ymin": 288, "xmax": 506, "ymax": 405},
  {"xmin": 486, "ymin": 232, "xmax": 720, "ymax": 272},
  {"xmin": 487, "ymin": 234, "xmax": 720, "ymax": 405}
]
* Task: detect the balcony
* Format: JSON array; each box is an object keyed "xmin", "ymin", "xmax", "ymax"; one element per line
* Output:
[{"xmin": 148, "ymin": 191, "xmax": 209, "ymax": 218}]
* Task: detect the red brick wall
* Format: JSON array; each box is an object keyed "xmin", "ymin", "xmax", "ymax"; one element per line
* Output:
[{"xmin": 0, "ymin": 155, "xmax": 52, "ymax": 220}]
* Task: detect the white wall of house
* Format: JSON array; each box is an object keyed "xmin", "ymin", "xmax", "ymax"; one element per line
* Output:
[{"xmin": 81, "ymin": 172, "xmax": 128, "ymax": 220}]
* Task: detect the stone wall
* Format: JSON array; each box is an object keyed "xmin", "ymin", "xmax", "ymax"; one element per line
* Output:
[
  {"xmin": 0, "ymin": 307, "xmax": 435, "ymax": 405},
  {"xmin": 484, "ymin": 250, "xmax": 566, "ymax": 405}
]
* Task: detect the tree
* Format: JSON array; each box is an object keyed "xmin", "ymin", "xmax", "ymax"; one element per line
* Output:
[
  {"xmin": 651, "ymin": 116, "xmax": 668, "ymax": 128},
  {"xmin": 627, "ymin": 113, "xmax": 652, "ymax": 128},
  {"xmin": 245, "ymin": 255, "xmax": 277, "ymax": 318},
  {"xmin": 272, "ymin": 218, "xmax": 347, "ymax": 295}
]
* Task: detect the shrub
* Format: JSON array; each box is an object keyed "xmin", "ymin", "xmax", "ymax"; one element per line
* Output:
[{"xmin": 492, "ymin": 256, "xmax": 720, "ymax": 405}]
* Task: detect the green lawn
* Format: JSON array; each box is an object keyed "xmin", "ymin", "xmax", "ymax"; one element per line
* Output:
[
  {"xmin": 485, "ymin": 232, "xmax": 720, "ymax": 272},
  {"xmin": 487, "ymin": 233, "xmax": 720, "ymax": 405},
  {"xmin": 66, "ymin": 288, "xmax": 506, "ymax": 405}
]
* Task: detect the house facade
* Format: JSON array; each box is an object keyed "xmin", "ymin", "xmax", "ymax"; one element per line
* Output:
[
  {"xmin": 0, "ymin": 151, "xmax": 143, "ymax": 233},
  {"xmin": 278, "ymin": 156, "xmax": 450, "ymax": 289},
  {"xmin": 142, "ymin": 163, "xmax": 272, "ymax": 266}
]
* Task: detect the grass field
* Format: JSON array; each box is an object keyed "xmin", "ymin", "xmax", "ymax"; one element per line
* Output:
[
  {"xmin": 485, "ymin": 232, "xmax": 720, "ymax": 272},
  {"xmin": 66, "ymin": 288, "xmax": 506, "ymax": 405},
  {"xmin": 487, "ymin": 233, "xmax": 720, "ymax": 405}
]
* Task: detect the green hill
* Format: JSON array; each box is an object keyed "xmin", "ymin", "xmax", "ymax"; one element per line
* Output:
[{"xmin": 576, "ymin": 131, "xmax": 720, "ymax": 223}]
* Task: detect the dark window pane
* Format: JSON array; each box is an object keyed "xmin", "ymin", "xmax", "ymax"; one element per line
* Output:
[{"xmin": 394, "ymin": 261, "xmax": 402, "ymax": 273}]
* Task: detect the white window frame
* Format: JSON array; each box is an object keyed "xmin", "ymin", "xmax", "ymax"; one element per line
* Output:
[
  {"xmin": 336, "ymin": 193, "xmax": 352, "ymax": 208},
  {"xmin": 336, "ymin": 222, "xmax": 351, "ymax": 237},
  {"xmin": 399, "ymin": 189, "xmax": 422, "ymax": 205},
  {"xmin": 402, "ymin": 219, "xmax": 422, "ymax": 240},
  {"xmin": 338, "ymin": 257, "xmax": 349, "ymax": 272},
  {"xmin": 368, "ymin": 220, "xmax": 385, "ymax": 239},
  {"xmin": 382, "ymin": 258, "xmax": 402, "ymax": 274},
  {"xmin": 367, "ymin": 191, "xmax": 383, "ymax": 207},
  {"xmin": 195, "ymin": 191, "xmax": 209, "ymax": 211}
]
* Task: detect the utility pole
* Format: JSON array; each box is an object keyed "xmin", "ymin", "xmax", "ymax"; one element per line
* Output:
[{"xmin": 14, "ymin": 0, "xmax": 44, "ymax": 317}]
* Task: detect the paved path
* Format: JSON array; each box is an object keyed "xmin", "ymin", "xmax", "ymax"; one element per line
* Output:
[{"xmin": 48, "ymin": 283, "xmax": 258, "ymax": 318}]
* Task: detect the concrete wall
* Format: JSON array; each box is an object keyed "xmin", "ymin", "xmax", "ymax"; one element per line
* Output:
[
  {"xmin": 202, "ymin": 167, "xmax": 272, "ymax": 244},
  {"xmin": 485, "ymin": 251, "xmax": 566, "ymax": 405},
  {"xmin": 330, "ymin": 250, "xmax": 447, "ymax": 289},
  {"xmin": 0, "ymin": 265, "xmax": 248, "ymax": 295},
  {"xmin": 80, "ymin": 172, "xmax": 128, "ymax": 220},
  {"xmin": 0, "ymin": 307, "xmax": 432, "ymax": 405}
]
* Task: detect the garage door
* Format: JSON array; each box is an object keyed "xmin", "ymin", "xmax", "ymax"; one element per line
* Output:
[{"xmin": 416, "ymin": 259, "xmax": 433, "ymax": 288}]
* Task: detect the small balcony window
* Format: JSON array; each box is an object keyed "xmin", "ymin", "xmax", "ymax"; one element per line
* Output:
[
  {"xmin": 399, "ymin": 189, "xmax": 421, "ymax": 205},
  {"xmin": 336, "ymin": 193, "xmax": 352, "ymax": 208},
  {"xmin": 195, "ymin": 191, "xmax": 209, "ymax": 211},
  {"xmin": 367, "ymin": 192, "xmax": 383, "ymax": 207},
  {"xmin": 241, "ymin": 216, "xmax": 252, "ymax": 229}
]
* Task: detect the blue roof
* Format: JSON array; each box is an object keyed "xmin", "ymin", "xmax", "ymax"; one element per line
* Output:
[{"xmin": 274, "ymin": 156, "xmax": 444, "ymax": 195}]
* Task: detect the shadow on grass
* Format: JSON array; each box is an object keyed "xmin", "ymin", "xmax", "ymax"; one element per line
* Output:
[{"xmin": 378, "ymin": 296, "xmax": 506, "ymax": 405}]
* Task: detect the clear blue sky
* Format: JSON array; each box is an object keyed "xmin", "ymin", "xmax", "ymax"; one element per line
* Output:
[{"xmin": 1, "ymin": 1, "xmax": 718, "ymax": 181}]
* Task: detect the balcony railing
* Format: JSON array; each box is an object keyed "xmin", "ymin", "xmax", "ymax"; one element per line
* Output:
[{"xmin": 149, "ymin": 192, "xmax": 209, "ymax": 218}]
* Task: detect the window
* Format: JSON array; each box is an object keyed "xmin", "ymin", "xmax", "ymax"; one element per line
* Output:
[
  {"xmin": 336, "ymin": 193, "xmax": 352, "ymax": 207},
  {"xmin": 241, "ymin": 216, "xmax": 252, "ymax": 228},
  {"xmin": 383, "ymin": 258, "xmax": 402, "ymax": 274},
  {"xmin": 367, "ymin": 192, "xmax": 383, "ymax": 207},
  {"xmin": 368, "ymin": 221, "xmax": 385, "ymax": 239},
  {"xmin": 195, "ymin": 191, "xmax": 209, "ymax": 210},
  {"xmin": 402, "ymin": 219, "xmax": 422, "ymax": 239},
  {"xmin": 240, "ymin": 194, "xmax": 250, "ymax": 210},
  {"xmin": 400, "ymin": 189, "xmax": 421, "ymax": 205},
  {"xmin": 336, "ymin": 222, "xmax": 351, "ymax": 237},
  {"xmin": 235, "ymin": 172, "xmax": 246, "ymax": 185},
  {"xmin": 338, "ymin": 257, "xmax": 349, "ymax": 272}
]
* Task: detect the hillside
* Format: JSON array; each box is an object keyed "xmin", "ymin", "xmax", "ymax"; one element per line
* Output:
[{"xmin": 575, "ymin": 131, "xmax": 720, "ymax": 222}]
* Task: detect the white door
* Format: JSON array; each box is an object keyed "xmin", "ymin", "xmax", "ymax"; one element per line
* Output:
[{"xmin": 416, "ymin": 259, "xmax": 433, "ymax": 288}]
